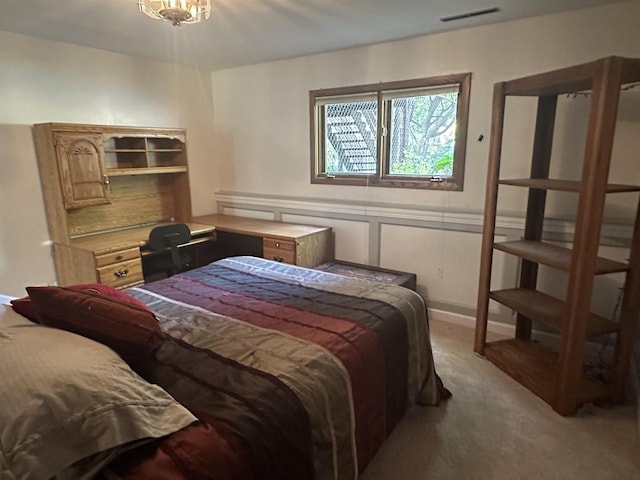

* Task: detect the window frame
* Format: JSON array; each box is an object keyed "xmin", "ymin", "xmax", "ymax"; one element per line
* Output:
[{"xmin": 309, "ymin": 73, "xmax": 471, "ymax": 190}]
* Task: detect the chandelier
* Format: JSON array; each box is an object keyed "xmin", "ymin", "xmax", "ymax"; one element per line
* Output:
[{"xmin": 138, "ymin": 1, "xmax": 211, "ymax": 26}]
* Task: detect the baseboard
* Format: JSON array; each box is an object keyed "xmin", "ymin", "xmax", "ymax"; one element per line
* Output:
[
  {"xmin": 429, "ymin": 307, "xmax": 616, "ymax": 347},
  {"xmin": 428, "ymin": 307, "xmax": 515, "ymax": 337}
]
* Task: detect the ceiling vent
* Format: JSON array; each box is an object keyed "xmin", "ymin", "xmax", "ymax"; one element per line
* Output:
[{"xmin": 441, "ymin": 7, "xmax": 500, "ymax": 23}]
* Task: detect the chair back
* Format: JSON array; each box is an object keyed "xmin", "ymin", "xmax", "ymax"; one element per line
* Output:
[{"xmin": 148, "ymin": 223, "xmax": 191, "ymax": 274}]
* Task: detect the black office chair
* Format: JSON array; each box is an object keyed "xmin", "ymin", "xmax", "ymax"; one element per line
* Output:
[{"xmin": 147, "ymin": 223, "xmax": 192, "ymax": 278}]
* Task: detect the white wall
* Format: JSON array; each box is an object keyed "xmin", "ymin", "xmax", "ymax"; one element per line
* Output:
[
  {"xmin": 211, "ymin": 2, "xmax": 640, "ymax": 210},
  {"xmin": 0, "ymin": 31, "xmax": 216, "ymax": 296},
  {"xmin": 0, "ymin": 2, "xmax": 638, "ymax": 322},
  {"xmin": 210, "ymin": 2, "xmax": 640, "ymax": 324}
]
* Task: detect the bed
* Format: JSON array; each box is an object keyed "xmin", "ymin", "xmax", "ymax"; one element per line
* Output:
[{"xmin": 1, "ymin": 256, "xmax": 449, "ymax": 480}]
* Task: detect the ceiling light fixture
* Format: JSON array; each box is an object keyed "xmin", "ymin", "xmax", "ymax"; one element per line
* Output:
[{"xmin": 137, "ymin": 1, "xmax": 211, "ymax": 26}]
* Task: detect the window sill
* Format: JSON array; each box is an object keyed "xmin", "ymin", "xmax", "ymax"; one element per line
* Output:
[{"xmin": 311, "ymin": 175, "xmax": 463, "ymax": 191}]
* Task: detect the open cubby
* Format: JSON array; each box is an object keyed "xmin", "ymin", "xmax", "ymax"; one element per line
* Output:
[
  {"xmin": 147, "ymin": 137, "xmax": 184, "ymax": 151},
  {"xmin": 103, "ymin": 133, "xmax": 187, "ymax": 172},
  {"xmin": 104, "ymin": 137, "xmax": 146, "ymax": 151}
]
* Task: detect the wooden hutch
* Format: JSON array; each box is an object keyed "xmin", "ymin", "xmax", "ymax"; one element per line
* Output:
[
  {"xmin": 33, "ymin": 123, "xmax": 206, "ymax": 288},
  {"xmin": 34, "ymin": 123, "xmax": 334, "ymax": 288}
]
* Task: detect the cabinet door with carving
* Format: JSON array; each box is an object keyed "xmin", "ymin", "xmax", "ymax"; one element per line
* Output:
[{"xmin": 54, "ymin": 133, "xmax": 110, "ymax": 209}]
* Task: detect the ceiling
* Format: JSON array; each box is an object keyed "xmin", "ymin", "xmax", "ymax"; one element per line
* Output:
[{"xmin": 0, "ymin": 0, "xmax": 626, "ymax": 71}]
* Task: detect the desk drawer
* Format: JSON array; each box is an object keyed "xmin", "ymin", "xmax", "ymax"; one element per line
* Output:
[
  {"xmin": 263, "ymin": 237, "xmax": 296, "ymax": 264},
  {"xmin": 95, "ymin": 247, "xmax": 140, "ymax": 268},
  {"xmin": 97, "ymin": 258, "xmax": 143, "ymax": 288}
]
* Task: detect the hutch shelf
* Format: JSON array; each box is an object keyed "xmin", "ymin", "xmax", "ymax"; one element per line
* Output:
[{"xmin": 474, "ymin": 56, "xmax": 640, "ymax": 415}]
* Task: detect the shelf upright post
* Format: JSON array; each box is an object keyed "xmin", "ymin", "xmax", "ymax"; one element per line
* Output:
[
  {"xmin": 553, "ymin": 57, "xmax": 623, "ymax": 415},
  {"xmin": 475, "ymin": 81, "xmax": 507, "ymax": 355},
  {"xmin": 515, "ymin": 95, "xmax": 558, "ymax": 340}
]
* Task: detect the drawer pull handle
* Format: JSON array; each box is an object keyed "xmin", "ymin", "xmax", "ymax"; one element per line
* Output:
[
  {"xmin": 114, "ymin": 269, "xmax": 129, "ymax": 278},
  {"xmin": 275, "ymin": 242, "xmax": 280, "ymax": 248},
  {"xmin": 273, "ymin": 256, "xmax": 284, "ymax": 262},
  {"xmin": 115, "ymin": 255, "xmax": 123, "ymax": 261}
]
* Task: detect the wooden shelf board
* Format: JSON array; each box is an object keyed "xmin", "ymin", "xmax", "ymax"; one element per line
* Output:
[
  {"xmin": 484, "ymin": 339, "xmax": 611, "ymax": 410},
  {"xmin": 489, "ymin": 288, "xmax": 619, "ymax": 336},
  {"xmin": 498, "ymin": 178, "xmax": 640, "ymax": 193},
  {"xmin": 104, "ymin": 149, "xmax": 147, "ymax": 153},
  {"xmin": 494, "ymin": 240, "xmax": 630, "ymax": 274},
  {"xmin": 107, "ymin": 166, "xmax": 187, "ymax": 176},
  {"xmin": 148, "ymin": 149, "xmax": 183, "ymax": 153}
]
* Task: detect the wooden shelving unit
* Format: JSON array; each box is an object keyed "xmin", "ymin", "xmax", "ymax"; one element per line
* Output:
[{"xmin": 475, "ymin": 56, "xmax": 640, "ymax": 415}]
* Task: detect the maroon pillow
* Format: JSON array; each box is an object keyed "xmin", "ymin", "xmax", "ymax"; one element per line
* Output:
[
  {"xmin": 11, "ymin": 283, "xmax": 151, "ymax": 324},
  {"xmin": 69, "ymin": 283, "xmax": 151, "ymax": 311},
  {"xmin": 9, "ymin": 297, "xmax": 37, "ymax": 322},
  {"xmin": 26, "ymin": 286, "xmax": 163, "ymax": 365}
]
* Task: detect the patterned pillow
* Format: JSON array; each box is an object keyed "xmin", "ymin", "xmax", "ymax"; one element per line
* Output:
[{"xmin": 26, "ymin": 286, "xmax": 162, "ymax": 365}]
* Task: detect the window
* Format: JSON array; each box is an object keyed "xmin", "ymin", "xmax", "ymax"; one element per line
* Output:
[{"xmin": 310, "ymin": 73, "xmax": 471, "ymax": 190}]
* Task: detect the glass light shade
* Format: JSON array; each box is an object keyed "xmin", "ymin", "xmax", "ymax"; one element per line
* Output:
[{"xmin": 138, "ymin": 0, "xmax": 211, "ymax": 26}]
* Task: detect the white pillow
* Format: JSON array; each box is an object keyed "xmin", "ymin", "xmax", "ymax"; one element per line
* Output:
[{"xmin": 0, "ymin": 304, "xmax": 196, "ymax": 480}]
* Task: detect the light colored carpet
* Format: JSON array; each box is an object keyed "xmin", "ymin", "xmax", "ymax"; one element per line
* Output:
[{"xmin": 360, "ymin": 320, "xmax": 640, "ymax": 480}]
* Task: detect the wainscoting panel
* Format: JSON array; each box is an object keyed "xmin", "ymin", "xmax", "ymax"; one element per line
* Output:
[
  {"xmin": 281, "ymin": 214, "xmax": 369, "ymax": 265},
  {"xmin": 214, "ymin": 192, "xmax": 632, "ymax": 330},
  {"xmin": 221, "ymin": 207, "xmax": 274, "ymax": 220}
]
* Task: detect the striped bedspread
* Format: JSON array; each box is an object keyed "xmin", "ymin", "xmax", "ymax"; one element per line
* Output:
[{"xmin": 127, "ymin": 256, "xmax": 447, "ymax": 480}]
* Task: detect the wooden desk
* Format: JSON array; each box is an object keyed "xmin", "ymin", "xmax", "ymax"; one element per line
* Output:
[
  {"xmin": 55, "ymin": 222, "xmax": 215, "ymax": 288},
  {"xmin": 192, "ymin": 214, "xmax": 334, "ymax": 268},
  {"xmin": 53, "ymin": 215, "xmax": 333, "ymax": 288}
]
